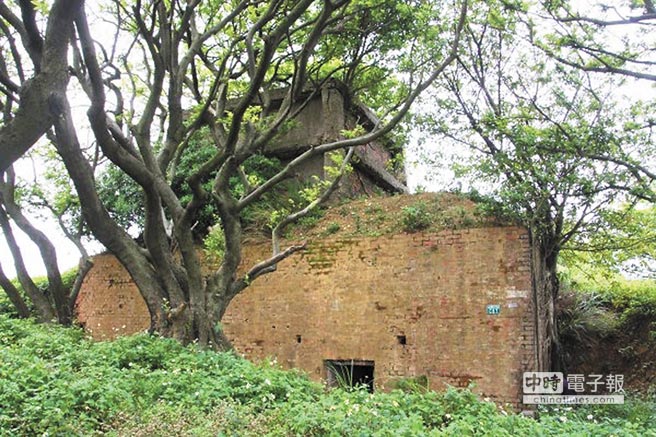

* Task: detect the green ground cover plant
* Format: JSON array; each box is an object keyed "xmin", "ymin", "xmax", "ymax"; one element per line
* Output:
[{"xmin": 0, "ymin": 311, "xmax": 654, "ymax": 436}]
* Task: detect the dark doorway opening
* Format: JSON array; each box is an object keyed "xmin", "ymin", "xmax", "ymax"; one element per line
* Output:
[{"xmin": 325, "ymin": 359, "xmax": 375, "ymax": 393}]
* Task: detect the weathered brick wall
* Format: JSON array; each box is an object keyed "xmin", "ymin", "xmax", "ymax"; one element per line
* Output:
[
  {"xmin": 75, "ymin": 226, "xmax": 537, "ymax": 405},
  {"xmin": 75, "ymin": 254, "xmax": 150, "ymax": 337}
]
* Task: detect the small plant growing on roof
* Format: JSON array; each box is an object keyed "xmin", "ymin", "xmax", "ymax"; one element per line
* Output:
[
  {"xmin": 401, "ymin": 202, "xmax": 432, "ymax": 232},
  {"xmin": 325, "ymin": 222, "xmax": 341, "ymax": 235}
]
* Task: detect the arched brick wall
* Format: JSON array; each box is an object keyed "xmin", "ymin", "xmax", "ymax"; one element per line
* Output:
[{"xmin": 75, "ymin": 253, "xmax": 150, "ymax": 337}]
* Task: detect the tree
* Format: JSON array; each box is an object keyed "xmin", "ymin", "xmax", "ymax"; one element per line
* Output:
[
  {"xmin": 0, "ymin": 167, "xmax": 68, "ymax": 323},
  {"xmin": 534, "ymin": 0, "xmax": 656, "ymax": 82},
  {"xmin": 0, "ymin": 0, "xmax": 468, "ymax": 346},
  {"xmin": 421, "ymin": 3, "xmax": 655, "ymax": 370},
  {"xmin": 526, "ymin": 1, "xmax": 656, "ymax": 183},
  {"xmin": 0, "ymin": 1, "xmax": 94, "ymax": 324}
]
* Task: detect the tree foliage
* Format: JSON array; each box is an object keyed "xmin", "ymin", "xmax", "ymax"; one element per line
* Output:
[
  {"xmin": 534, "ymin": 0, "xmax": 656, "ymax": 82},
  {"xmin": 0, "ymin": 0, "xmax": 468, "ymax": 346},
  {"xmin": 417, "ymin": 0, "xmax": 656, "ymax": 369},
  {"xmin": 562, "ymin": 203, "xmax": 656, "ymax": 279}
]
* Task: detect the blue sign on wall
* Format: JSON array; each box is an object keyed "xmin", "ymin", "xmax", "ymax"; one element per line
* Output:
[{"xmin": 486, "ymin": 304, "xmax": 501, "ymax": 315}]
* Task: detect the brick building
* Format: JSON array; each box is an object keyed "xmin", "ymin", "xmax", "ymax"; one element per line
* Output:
[
  {"xmin": 75, "ymin": 223, "xmax": 542, "ymax": 405},
  {"xmin": 239, "ymin": 79, "xmax": 408, "ymax": 197},
  {"xmin": 73, "ymin": 86, "xmax": 548, "ymax": 406}
]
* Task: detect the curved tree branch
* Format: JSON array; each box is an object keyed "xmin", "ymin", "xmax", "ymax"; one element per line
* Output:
[{"xmin": 0, "ymin": 0, "xmax": 82, "ymax": 174}]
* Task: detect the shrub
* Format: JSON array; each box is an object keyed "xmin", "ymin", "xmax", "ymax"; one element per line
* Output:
[
  {"xmin": 400, "ymin": 202, "xmax": 432, "ymax": 232},
  {"xmin": 558, "ymin": 291, "xmax": 619, "ymax": 344}
]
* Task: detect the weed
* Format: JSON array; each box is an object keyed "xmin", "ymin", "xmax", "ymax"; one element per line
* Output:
[
  {"xmin": 401, "ymin": 202, "xmax": 432, "ymax": 232},
  {"xmin": 325, "ymin": 222, "xmax": 341, "ymax": 235}
]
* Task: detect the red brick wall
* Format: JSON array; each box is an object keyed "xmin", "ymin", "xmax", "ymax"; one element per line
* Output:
[
  {"xmin": 75, "ymin": 226, "xmax": 537, "ymax": 404},
  {"xmin": 75, "ymin": 254, "xmax": 150, "ymax": 337}
]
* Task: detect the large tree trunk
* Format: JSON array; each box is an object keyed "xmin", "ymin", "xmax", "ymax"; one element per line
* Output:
[
  {"xmin": 51, "ymin": 94, "xmax": 170, "ymax": 335},
  {"xmin": 529, "ymin": 229, "xmax": 562, "ymax": 373}
]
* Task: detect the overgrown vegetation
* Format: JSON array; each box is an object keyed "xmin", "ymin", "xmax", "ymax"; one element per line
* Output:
[
  {"xmin": 0, "ymin": 309, "xmax": 654, "ymax": 435},
  {"xmin": 559, "ymin": 268, "xmax": 656, "ymax": 340},
  {"xmin": 288, "ymin": 192, "xmax": 508, "ymax": 239},
  {"xmin": 556, "ymin": 264, "xmax": 656, "ymax": 392},
  {"xmin": 0, "ymin": 313, "xmax": 315, "ymax": 435}
]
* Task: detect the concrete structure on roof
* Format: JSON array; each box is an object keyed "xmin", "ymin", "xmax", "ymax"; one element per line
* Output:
[{"xmin": 246, "ymin": 80, "xmax": 408, "ymax": 196}]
